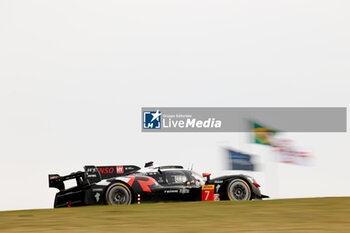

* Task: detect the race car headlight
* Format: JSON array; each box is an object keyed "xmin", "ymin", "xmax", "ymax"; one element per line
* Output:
[
  {"xmin": 246, "ymin": 176, "xmax": 261, "ymax": 188},
  {"xmin": 246, "ymin": 176, "xmax": 256, "ymax": 184}
]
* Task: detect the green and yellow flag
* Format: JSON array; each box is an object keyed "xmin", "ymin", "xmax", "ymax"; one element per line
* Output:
[{"xmin": 251, "ymin": 122, "xmax": 278, "ymax": 146}]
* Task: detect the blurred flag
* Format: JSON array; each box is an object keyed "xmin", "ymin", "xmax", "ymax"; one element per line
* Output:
[
  {"xmin": 227, "ymin": 149, "xmax": 255, "ymax": 171},
  {"xmin": 272, "ymin": 138, "xmax": 312, "ymax": 165},
  {"xmin": 251, "ymin": 121, "xmax": 278, "ymax": 146}
]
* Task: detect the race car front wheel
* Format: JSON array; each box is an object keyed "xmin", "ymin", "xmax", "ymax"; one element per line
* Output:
[
  {"xmin": 227, "ymin": 179, "xmax": 251, "ymax": 201},
  {"xmin": 106, "ymin": 183, "xmax": 132, "ymax": 205}
]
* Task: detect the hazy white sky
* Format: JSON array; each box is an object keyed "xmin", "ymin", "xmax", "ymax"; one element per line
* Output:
[{"xmin": 0, "ymin": 0, "xmax": 349, "ymax": 211}]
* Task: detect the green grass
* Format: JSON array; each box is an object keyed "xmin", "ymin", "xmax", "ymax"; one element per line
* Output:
[{"xmin": 1, "ymin": 197, "xmax": 350, "ymax": 232}]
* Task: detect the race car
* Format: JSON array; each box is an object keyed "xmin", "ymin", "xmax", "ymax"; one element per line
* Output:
[{"xmin": 48, "ymin": 162, "xmax": 269, "ymax": 208}]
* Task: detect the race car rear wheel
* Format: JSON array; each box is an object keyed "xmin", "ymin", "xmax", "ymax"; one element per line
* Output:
[
  {"xmin": 227, "ymin": 179, "xmax": 251, "ymax": 201},
  {"xmin": 106, "ymin": 183, "xmax": 132, "ymax": 205}
]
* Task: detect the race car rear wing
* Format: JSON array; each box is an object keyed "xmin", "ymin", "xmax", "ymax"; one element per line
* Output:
[
  {"xmin": 48, "ymin": 172, "xmax": 85, "ymax": 191},
  {"xmin": 49, "ymin": 165, "xmax": 141, "ymax": 191}
]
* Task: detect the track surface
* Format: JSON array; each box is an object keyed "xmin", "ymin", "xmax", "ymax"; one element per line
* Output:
[{"xmin": 1, "ymin": 197, "xmax": 349, "ymax": 232}]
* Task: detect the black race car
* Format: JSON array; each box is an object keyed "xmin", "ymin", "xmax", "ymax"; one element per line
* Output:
[{"xmin": 49, "ymin": 162, "xmax": 268, "ymax": 208}]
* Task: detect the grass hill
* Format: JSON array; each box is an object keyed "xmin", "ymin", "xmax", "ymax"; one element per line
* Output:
[{"xmin": 1, "ymin": 197, "xmax": 349, "ymax": 232}]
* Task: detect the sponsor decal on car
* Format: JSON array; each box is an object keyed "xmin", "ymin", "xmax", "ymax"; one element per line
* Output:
[
  {"xmin": 92, "ymin": 188, "xmax": 104, "ymax": 192},
  {"xmin": 214, "ymin": 180, "xmax": 223, "ymax": 184},
  {"xmin": 94, "ymin": 193, "xmax": 100, "ymax": 202},
  {"xmin": 202, "ymin": 185, "xmax": 215, "ymax": 201},
  {"xmin": 179, "ymin": 188, "xmax": 190, "ymax": 194},
  {"xmin": 164, "ymin": 190, "xmax": 179, "ymax": 193},
  {"xmin": 98, "ymin": 167, "xmax": 115, "ymax": 174},
  {"xmin": 116, "ymin": 166, "xmax": 124, "ymax": 174},
  {"xmin": 202, "ymin": 185, "xmax": 215, "ymax": 190},
  {"xmin": 127, "ymin": 176, "xmax": 155, "ymax": 192}
]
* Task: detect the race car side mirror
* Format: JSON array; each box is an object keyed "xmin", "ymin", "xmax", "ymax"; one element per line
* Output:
[
  {"xmin": 202, "ymin": 173, "xmax": 211, "ymax": 181},
  {"xmin": 145, "ymin": 161, "xmax": 154, "ymax": 168}
]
